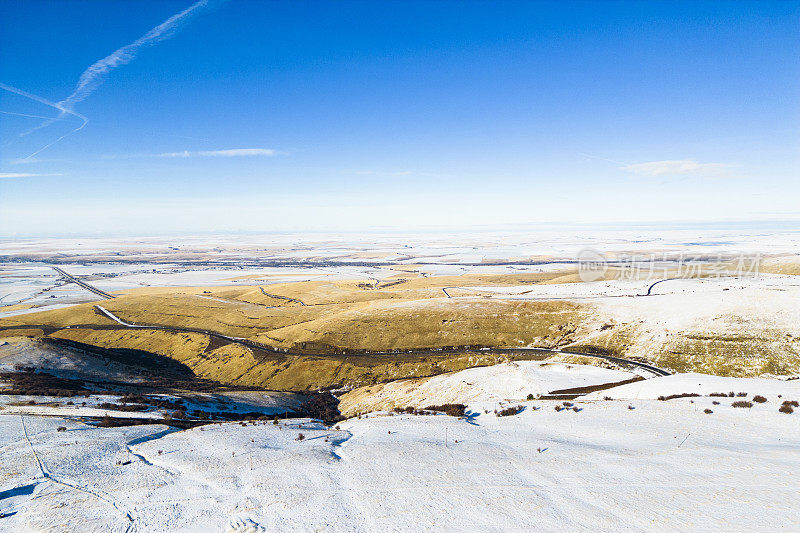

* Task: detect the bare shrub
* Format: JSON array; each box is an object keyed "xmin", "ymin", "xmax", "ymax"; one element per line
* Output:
[
  {"xmin": 424, "ymin": 404, "xmax": 467, "ymax": 417},
  {"xmin": 779, "ymin": 404, "xmax": 794, "ymax": 414},
  {"xmin": 736, "ymin": 392, "xmax": 748, "ymax": 397},
  {"xmin": 56, "ymin": 426, "xmax": 67, "ymax": 432},
  {"xmin": 712, "ymin": 401, "xmax": 720, "ymax": 405},
  {"xmin": 658, "ymin": 393, "xmax": 700, "ymax": 401},
  {"xmin": 732, "ymin": 401, "xmax": 753, "ymax": 408},
  {"xmin": 704, "ymin": 409, "xmax": 713, "ymax": 414},
  {"xmin": 497, "ymin": 405, "xmax": 523, "ymax": 417},
  {"xmin": 296, "ymin": 433, "xmax": 305, "ymax": 441},
  {"xmin": 527, "ymin": 394, "xmax": 535, "ymax": 401},
  {"xmin": 752, "ymin": 395, "xmax": 767, "ymax": 403},
  {"xmin": 782, "ymin": 400, "xmax": 799, "ymax": 407}
]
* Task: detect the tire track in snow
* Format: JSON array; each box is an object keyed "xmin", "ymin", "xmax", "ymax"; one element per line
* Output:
[{"xmin": 18, "ymin": 415, "xmax": 135, "ymax": 527}]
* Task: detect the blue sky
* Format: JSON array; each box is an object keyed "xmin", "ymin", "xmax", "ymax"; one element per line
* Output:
[{"xmin": 1, "ymin": 0, "xmax": 798, "ymax": 236}]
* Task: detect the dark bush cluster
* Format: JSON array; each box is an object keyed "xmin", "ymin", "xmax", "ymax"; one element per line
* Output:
[
  {"xmin": 752, "ymin": 395, "xmax": 767, "ymax": 403},
  {"xmin": 0, "ymin": 371, "xmax": 86, "ymax": 396},
  {"xmin": 779, "ymin": 400, "xmax": 798, "ymax": 414},
  {"xmin": 391, "ymin": 404, "xmax": 467, "ymax": 417},
  {"xmin": 657, "ymin": 393, "xmax": 700, "ymax": 401},
  {"xmin": 99, "ymin": 402, "xmax": 148, "ymax": 412},
  {"xmin": 732, "ymin": 400, "xmax": 753, "ymax": 408},
  {"xmin": 497, "ymin": 405, "xmax": 523, "ymax": 417},
  {"xmin": 553, "ymin": 403, "xmax": 580, "ymax": 413},
  {"xmin": 300, "ymin": 392, "xmax": 343, "ymax": 424},
  {"xmin": 424, "ymin": 404, "xmax": 467, "ymax": 417}
]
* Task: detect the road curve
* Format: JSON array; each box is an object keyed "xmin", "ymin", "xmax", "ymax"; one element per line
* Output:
[
  {"xmin": 645, "ymin": 277, "xmax": 681, "ymax": 296},
  {"xmin": 92, "ymin": 306, "xmax": 670, "ymax": 377}
]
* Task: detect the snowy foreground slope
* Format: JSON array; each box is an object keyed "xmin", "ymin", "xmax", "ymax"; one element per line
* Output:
[
  {"xmin": 338, "ymin": 360, "xmax": 637, "ymax": 416},
  {"xmin": 1, "ymin": 366, "xmax": 800, "ymax": 532}
]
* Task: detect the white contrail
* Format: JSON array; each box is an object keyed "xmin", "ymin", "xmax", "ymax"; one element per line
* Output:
[
  {"xmin": 0, "ymin": 109, "xmax": 59, "ymax": 120},
  {"xmin": 0, "ymin": 81, "xmax": 89, "ymax": 160},
  {"xmin": 1, "ymin": 0, "xmax": 215, "ymax": 160},
  {"xmin": 0, "ymin": 81, "xmax": 87, "ymax": 122},
  {"xmin": 57, "ymin": 0, "xmax": 212, "ymax": 114}
]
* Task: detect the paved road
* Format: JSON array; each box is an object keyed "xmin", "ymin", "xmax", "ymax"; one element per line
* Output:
[
  {"xmin": 259, "ymin": 287, "xmax": 305, "ymax": 306},
  {"xmin": 0, "ymin": 302, "xmax": 672, "ymax": 378},
  {"xmin": 52, "ymin": 267, "xmax": 115, "ymax": 300},
  {"xmin": 92, "ymin": 306, "xmax": 670, "ymax": 377},
  {"xmin": 644, "ymin": 277, "xmax": 683, "ymax": 296}
]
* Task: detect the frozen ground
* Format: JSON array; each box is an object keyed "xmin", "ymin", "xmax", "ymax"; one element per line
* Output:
[
  {"xmin": 2, "ymin": 227, "xmax": 800, "ymax": 261},
  {"xmin": 338, "ymin": 360, "xmax": 637, "ymax": 415},
  {"xmin": 2, "ymin": 228, "xmax": 799, "ymax": 319},
  {"xmin": 1, "ymin": 363, "xmax": 799, "ymax": 532}
]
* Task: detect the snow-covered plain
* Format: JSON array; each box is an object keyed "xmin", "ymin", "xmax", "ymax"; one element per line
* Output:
[
  {"xmin": 338, "ymin": 361, "xmax": 637, "ymax": 415},
  {"xmin": 2, "ymin": 231, "xmax": 800, "ymax": 530},
  {"xmin": 2, "ymin": 364, "xmax": 799, "ymax": 532}
]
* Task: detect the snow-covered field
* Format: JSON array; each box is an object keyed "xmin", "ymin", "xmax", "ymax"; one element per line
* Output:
[
  {"xmin": 338, "ymin": 360, "xmax": 637, "ymax": 415},
  {"xmin": 1, "ymin": 231, "xmax": 799, "ymax": 530},
  {"xmin": 2, "ymin": 363, "xmax": 799, "ymax": 532}
]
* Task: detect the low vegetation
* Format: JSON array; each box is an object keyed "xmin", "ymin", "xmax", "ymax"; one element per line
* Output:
[
  {"xmin": 658, "ymin": 393, "xmax": 700, "ymax": 401},
  {"xmin": 497, "ymin": 405, "xmax": 523, "ymax": 417}
]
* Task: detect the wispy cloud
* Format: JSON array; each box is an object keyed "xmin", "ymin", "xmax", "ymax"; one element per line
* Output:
[
  {"xmin": 355, "ymin": 170, "xmax": 413, "ymax": 176},
  {"xmin": 622, "ymin": 159, "xmax": 733, "ymax": 177},
  {"xmin": 0, "ymin": 0, "xmax": 216, "ymax": 160},
  {"xmin": 0, "ymin": 172, "xmax": 62, "ymax": 179},
  {"xmin": 158, "ymin": 148, "xmax": 277, "ymax": 158},
  {"xmin": 0, "ymin": 81, "xmax": 89, "ymax": 161},
  {"xmin": 57, "ymin": 0, "xmax": 214, "ymax": 115},
  {"xmin": 0, "ymin": 109, "xmax": 59, "ymax": 120}
]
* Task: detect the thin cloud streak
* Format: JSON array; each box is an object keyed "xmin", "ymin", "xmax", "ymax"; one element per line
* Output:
[
  {"xmin": 56, "ymin": 0, "xmax": 213, "ymax": 114},
  {"xmin": 158, "ymin": 148, "xmax": 277, "ymax": 158},
  {"xmin": 1, "ymin": 0, "xmax": 216, "ymax": 161},
  {"xmin": 0, "ymin": 109, "xmax": 59, "ymax": 120},
  {"xmin": 622, "ymin": 159, "xmax": 733, "ymax": 177},
  {"xmin": 0, "ymin": 81, "xmax": 89, "ymax": 161},
  {"xmin": 0, "ymin": 172, "xmax": 62, "ymax": 178}
]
